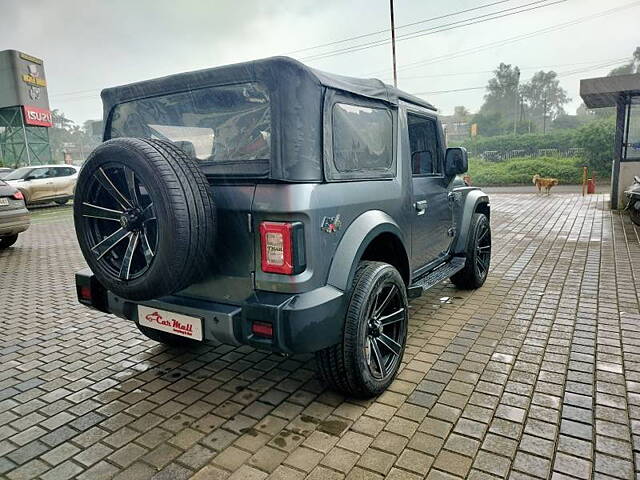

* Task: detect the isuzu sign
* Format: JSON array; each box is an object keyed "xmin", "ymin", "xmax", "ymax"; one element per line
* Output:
[{"xmin": 22, "ymin": 105, "xmax": 53, "ymax": 127}]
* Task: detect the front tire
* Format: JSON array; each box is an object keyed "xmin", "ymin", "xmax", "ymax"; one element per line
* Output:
[
  {"xmin": 450, "ymin": 213, "xmax": 491, "ymax": 289},
  {"xmin": 316, "ymin": 261, "xmax": 408, "ymax": 398},
  {"xmin": 0, "ymin": 234, "xmax": 19, "ymax": 249}
]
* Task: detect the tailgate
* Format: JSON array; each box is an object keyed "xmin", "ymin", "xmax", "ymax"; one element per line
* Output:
[{"xmin": 180, "ymin": 184, "xmax": 256, "ymax": 304}]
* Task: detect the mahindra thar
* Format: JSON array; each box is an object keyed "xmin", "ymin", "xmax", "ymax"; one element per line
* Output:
[{"xmin": 73, "ymin": 56, "xmax": 490, "ymax": 397}]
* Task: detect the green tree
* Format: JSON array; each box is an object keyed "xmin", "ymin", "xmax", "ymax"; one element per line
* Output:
[
  {"xmin": 48, "ymin": 111, "xmax": 96, "ymax": 163},
  {"xmin": 472, "ymin": 112, "xmax": 507, "ymax": 137},
  {"xmin": 552, "ymin": 114, "xmax": 582, "ymax": 130},
  {"xmin": 520, "ymin": 71, "xmax": 570, "ymax": 133},
  {"xmin": 575, "ymin": 117, "xmax": 615, "ymax": 175},
  {"xmin": 608, "ymin": 46, "xmax": 640, "ymax": 76},
  {"xmin": 477, "ymin": 63, "xmax": 520, "ymax": 136},
  {"xmin": 453, "ymin": 106, "xmax": 470, "ymax": 123}
]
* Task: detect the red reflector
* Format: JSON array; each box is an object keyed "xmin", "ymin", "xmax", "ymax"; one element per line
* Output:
[
  {"xmin": 260, "ymin": 222, "xmax": 294, "ymax": 274},
  {"xmin": 12, "ymin": 191, "xmax": 24, "ymax": 200},
  {"xmin": 79, "ymin": 286, "xmax": 92, "ymax": 301},
  {"xmin": 251, "ymin": 321, "xmax": 273, "ymax": 338}
]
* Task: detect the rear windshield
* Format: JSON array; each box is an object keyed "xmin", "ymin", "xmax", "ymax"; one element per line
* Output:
[{"xmin": 109, "ymin": 83, "xmax": 271, "ymax": 164}]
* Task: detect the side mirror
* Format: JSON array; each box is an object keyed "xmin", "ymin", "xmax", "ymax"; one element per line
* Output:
[{"xmin": 445, "ymin": 147, "xmax": 468, "ymax": 176}]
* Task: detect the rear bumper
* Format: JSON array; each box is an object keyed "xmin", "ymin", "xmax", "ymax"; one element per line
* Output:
[
  {"xmin": 0, "ymin": 209, "xmax": 30, "ymax": 236},
  {"xmin": 75, "ymin": 268, "xmax": 346, "ymax": 354}
]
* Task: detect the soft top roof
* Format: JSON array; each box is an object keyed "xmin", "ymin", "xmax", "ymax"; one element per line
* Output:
[
  {"xmin": 101, "ymin": 56, "xmax": 437, "ymax": 182},
  {"xmin": 101, "ymin": 56, "xmax": 436, "ymax": 113}
]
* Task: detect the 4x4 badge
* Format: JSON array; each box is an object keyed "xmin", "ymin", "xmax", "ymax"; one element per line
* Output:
[{"xmin": 321, "ymin": 214, "xmax": 342, "ymax": 233}]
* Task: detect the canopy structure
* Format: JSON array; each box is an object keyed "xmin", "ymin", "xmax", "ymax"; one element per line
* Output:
[
  {"xmin": 580, "ymin": 73, "xmax": 640, "ymax": 109},
  {"xmin": 580, "ymin": 73, "xmax": 640, "ymax": 209},
  {"xmin": 101, "ymin": 56, "xmax": 436, "ymax": 182}
]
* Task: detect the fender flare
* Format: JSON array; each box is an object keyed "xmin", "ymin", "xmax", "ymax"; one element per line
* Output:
[
  {"xmin": 327, "ymin": 210, "xmax": 409, "ymax": 292},
  {"xmin": 453, "ymin": 189, "xmax": 490, "ymax": 254}
]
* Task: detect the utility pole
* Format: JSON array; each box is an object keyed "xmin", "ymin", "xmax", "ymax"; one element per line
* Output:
[
  {"xmin": 542, "ymin": 88, "xmax": 548, "ymax": 134},
  {"xmin": 390, "ymin": 0, "xmax": 398, "ymax": 87},
  {"xmin": 513, "ymin": 70, "xmax": 520, "ymax": 135}
]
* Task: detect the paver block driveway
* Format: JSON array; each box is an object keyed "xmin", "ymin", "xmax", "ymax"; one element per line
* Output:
[{"xmin": 0, "ymin": 193, "xmax": 639, "ymax": 479}]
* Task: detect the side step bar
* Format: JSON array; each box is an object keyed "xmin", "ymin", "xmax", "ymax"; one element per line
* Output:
[{"xmin": 407, "ymin": 257, "xmax": 466, "ymax": 299}]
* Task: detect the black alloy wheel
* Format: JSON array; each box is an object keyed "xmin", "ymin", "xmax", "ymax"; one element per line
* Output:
[
  {"xmin": 474, "ymin": 216, "xmax": 491, "ymax": 282},
  {"xmin": 78, "ymin": 164, "xmax": 158, "ymax": 281},
  {"xmin": 450, "ymin": 213, "xmax": 491, "ymax": 289},
  {"xmin": 363, "ymin": 281, "xmax": 406, "ymax": 380}
]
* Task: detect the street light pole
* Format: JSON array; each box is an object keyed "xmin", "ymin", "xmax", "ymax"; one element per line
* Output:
[
  {"xmin": 390, "ymin": 0, "xmax": 398, "ymax": 87},
  {"xmin": 513, "ymin": 70, "xmax": 520, "ymax": 135}
]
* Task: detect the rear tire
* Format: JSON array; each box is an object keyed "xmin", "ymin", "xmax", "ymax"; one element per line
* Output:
[
  {"xmin": 316, "ymin": 261, "xmax": 408, "ymax": 398},
  {"xmin": 450, "ymin": 213, "xmax": 491, "ymax": 289},
  {"xmin": 0, "ymin": 234, "xmax": 18, "ymax": 249}
]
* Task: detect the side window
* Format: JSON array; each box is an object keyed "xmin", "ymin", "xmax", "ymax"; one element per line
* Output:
[
  {"xmin": 29, "ymin": 168, "xmax": 49, "ymax": 179},
  {"xmin": 332, "ymin": 103, "xmax": 393, "ymax": 173},
  {"xmin": 61, "ymin": 167, "xmax": 75, "ymax": 176},
  {"xmin": 408, "ymin": 114, "xmax": 441, "ymax": 176}
]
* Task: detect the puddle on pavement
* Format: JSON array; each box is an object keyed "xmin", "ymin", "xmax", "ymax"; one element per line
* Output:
[
  {"xmin": 272, "ymin": 429, "xmax": 302, "ymax": 449},
  {"xmin": 318, "ymin": 418, "xmax": 349, "ymax": 436}
]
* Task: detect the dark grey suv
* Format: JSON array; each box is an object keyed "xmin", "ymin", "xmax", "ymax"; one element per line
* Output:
[{"xmin": 73, "ymin": 57, "xmax": 490, "ymax": 397}]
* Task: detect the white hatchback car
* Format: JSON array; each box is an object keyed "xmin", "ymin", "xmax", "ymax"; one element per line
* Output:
[{"xmin": 4, "ymin": 164, "xmax": 80, "ymax": 206}]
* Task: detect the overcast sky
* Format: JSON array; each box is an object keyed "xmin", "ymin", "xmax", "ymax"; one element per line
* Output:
[{"xmin": 2, "ymin": 0, "xmax": 638, "ymax": 124}]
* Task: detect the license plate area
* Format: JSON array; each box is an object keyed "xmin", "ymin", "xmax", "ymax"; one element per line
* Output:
[
  {"xmin": 138, "ymin": 305, "xmax": 203, "ymax": 341},
  {"xmin": 0, "ymin": 198, "xmax": 9, "ymax": 206}
]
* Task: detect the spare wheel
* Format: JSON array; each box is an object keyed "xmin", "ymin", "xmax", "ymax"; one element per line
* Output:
[{"xmin": 73, "ymin": 138, "xmax": 216, "ymax": 301}]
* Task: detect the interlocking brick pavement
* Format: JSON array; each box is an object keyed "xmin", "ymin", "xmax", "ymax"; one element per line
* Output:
[{"xmin": 1, "ymin": 194, "xmax": 639, "ymax": 479}]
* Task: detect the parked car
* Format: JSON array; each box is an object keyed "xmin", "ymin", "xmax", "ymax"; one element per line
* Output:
[
  {"xmin": 0, "ymin": 179, "xmax": 30, "ymax": 249},
  {"xmin": 4, "ymin": 164, "xmax": 79, "ymax": 206},
  {"xmin": 0, "ymin": 167, "xmax": 14, "ymax": 179},
  {"xmin": 73, "ymin": 57, "xmax": 490, "ymax": 397}
]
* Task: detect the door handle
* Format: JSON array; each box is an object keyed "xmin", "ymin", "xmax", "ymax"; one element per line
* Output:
[{"xmin": 414, "ymin": 200, "xmax": 428, "ymax": 215}]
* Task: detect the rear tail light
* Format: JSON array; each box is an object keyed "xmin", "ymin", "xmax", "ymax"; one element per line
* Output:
[
  {"xmin": 12, "ymin": 191, "xmax": 24, "ymax": 200},
  {"xmin": 251, "ymin": 321, "xmax": 273, "ymax": 338},
  {"xmin": 259, "ymin": 221, "xmax": 305, "ymax": 274},
  {"xmin": 78, "ymin": 285, "xmax": 92, "ymax": 303}
]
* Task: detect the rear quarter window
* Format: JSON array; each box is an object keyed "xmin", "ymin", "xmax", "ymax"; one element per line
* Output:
[{"xmin": 332, "ymin": 103, "xmax": 393, "ymax": 174}]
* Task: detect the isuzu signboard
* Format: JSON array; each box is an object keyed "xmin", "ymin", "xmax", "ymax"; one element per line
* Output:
[
  {"xmin": 0, "ymin": 50, "xmax": 51, "ymax": 126},
  {"xmin": 22, "ymin": 105, "xmax": 53, "ymax": 127}
]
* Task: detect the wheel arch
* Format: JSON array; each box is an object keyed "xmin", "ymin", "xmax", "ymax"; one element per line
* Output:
[
  {"xmin": 327, "ymin": 210, "xmax": 410, "ymax": 292},
  {"xmin": 453, "ymin": 189, "xmax": 490, "ymax": 254}
]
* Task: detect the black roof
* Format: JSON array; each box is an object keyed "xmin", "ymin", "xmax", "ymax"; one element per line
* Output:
[
  {"xmin": 101, "ymin": 56, "xmax": 436, "ymax": 113},
  {"xmin": 100, "ymin": 56, "xmax": 437, "ymax": 183}
]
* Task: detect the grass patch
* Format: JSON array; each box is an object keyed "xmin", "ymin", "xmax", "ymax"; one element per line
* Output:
[{"xmin": 467, "ymin": 156, "xmax": 599, "ymax": 186}]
